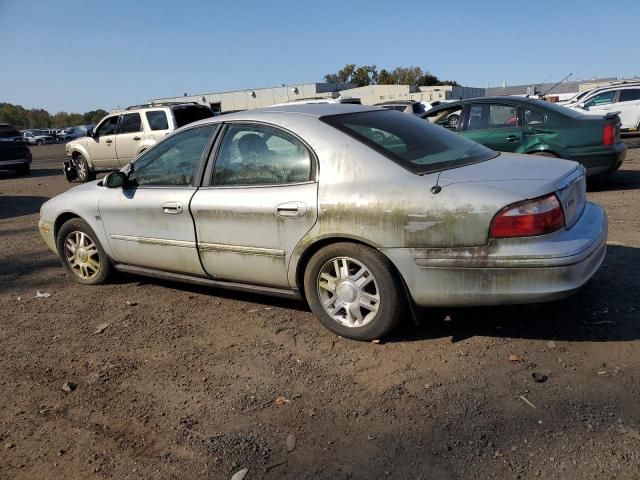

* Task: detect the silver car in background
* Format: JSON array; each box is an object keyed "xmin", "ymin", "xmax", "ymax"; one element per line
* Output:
[{"xmin": 39, "ymin": 104, "xmax": 607, "ymax": 340}]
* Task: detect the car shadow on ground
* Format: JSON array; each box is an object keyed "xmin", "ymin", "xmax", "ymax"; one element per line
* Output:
[
  {"xmin": 0, "ymin": 168, "xmax": 62, "ymax": 179},
  {"xmin": 389, "ymin": 244, "xmax": 639, "ymax": 344},
  {"xmin": 0, "ymin": 195, "xmax": 50, "ymax": 220},
  {"xmin": 589, "ymin": 168, "xmax": 640, "ymax": 192},
  {"xmin": 110, "ymin": 245, "xmax": 639, "ymax": 345}
]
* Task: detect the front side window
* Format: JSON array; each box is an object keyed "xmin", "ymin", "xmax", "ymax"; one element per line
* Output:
[
  {"xmin": 466, "ymin": 104, "xmax": 519, "ymax": 131},
  {"xmin": 619, "ymin": 89, "xmax": 640, "ymax": 103},
  {"xmin": 96, "ymin": 116, "xmax": 119, "ymax": 136},
  {"xmin": 119, "ymin": 113, "xmax": 142, "ymax": 134},
  {"xmin": 213, "ymin": 124, "xmax": 312, "ymax": 186},
  {"xmin": 129, "ymin": 125, "xmax": 214, "ymax": 187},
  {"xmin": 585, "ymin": 91, "xmax": 616, "ymax": 107},
  {"xmin": 322, "ymin": 109, "xmax": 496, "ymax": 174},
  {"xmin": 146, "ymin": 111, "xmax": 169, "ymax": 131}
]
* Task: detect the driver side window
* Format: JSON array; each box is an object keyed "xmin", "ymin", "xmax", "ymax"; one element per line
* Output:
[
  {"xmin": 129, "ymin": 125, "xmax": 214, "ymax": 187},
  {"xmin": 96, "ymin": 116, "xmax": 119, "ymax": 136}
]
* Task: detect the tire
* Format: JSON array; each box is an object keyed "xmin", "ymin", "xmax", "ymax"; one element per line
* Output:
[
  {"xmin": 448, "ymin": 114, "xmax": 460, "ymax": 129},
  {"xmin": 531, "ymin": 151, "xmax": 558, "ymax": 157},
  {"xmin": 37, "ymin": 140, "xmax": 43, "ymax": 146},
  {"xmin": 303, "ymin": 242, "xmax": 406, "ymax": 341},
  {"xmin": 74, "ymin": 154, "xmax": 95, "ymax": 182},
  {"xmin": 15, "ymin": 165, "xmax": 30, "ymax": 176},
  {"xmin": 56, "ymin": 218, "xmax": 111, "ymax": 285}
]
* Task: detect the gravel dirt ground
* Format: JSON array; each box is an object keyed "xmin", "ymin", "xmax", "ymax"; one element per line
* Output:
[{"xmin": 1, "ymin": 141, "xmax": 639, "ymax": 480}]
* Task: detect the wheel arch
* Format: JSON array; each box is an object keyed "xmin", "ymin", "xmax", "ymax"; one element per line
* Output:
[
  {"xmin": 54, "ymin": 212, "xmax": 82, "ymax": 241},
  {"xmin": 293, "ymin": 235, "xmax": 407, "ymax": 303},
  {"xmin": 70, "ymin": 147, "xmax": 94, "ymax": 168}
]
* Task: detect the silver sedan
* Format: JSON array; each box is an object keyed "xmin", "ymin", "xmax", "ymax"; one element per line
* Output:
[{"xmin": 39, "ymin": 104, "xmax": 607, "ymax": 340}]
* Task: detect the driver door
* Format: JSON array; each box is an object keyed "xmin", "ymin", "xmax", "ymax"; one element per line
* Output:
[
  {"xmin": 98, "ymin": 124, "xmax": 217, "ymax": 275},
  {"xmin": 89, "ymin": 115, "xmax": 119, "ymax": 168}
]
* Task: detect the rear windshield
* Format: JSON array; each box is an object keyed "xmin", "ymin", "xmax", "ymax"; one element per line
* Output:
[
  {"xmin": 321, "ymin": 110, "xmax": 497, "ymax": 174},
  {"xmin": 0, "ymin": 126, "xmax": 21, "ymax": 139},
  {"xmin": 528, "ymin": 99, "xmax": 584, "ymax": 118},
  {"xmin": 172, "ymin": 105, "xmax": 214, "ymax": 128}
]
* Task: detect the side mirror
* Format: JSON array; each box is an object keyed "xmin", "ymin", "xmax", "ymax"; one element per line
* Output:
[
  {"xmin": 103, "ymin": 171, "xmax": 128, "ymax": 188},
  {"xmin": 86, "ymin": 128, "xmax": 94, "ymax": 137},
  {"xmin": 576, "ymin": 102, "xmax": 586, "ymax": 109}
]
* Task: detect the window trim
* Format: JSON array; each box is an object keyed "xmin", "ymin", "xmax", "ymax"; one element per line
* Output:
[
  {"xmin": 201, "ymin": 120, "xmax": 318, "ymax": 189},
  {"xmin": 462, "ymin": 103, "xmax": 523, "ymax": 132},
  {"xmin": 585, "ymin": 90, "xmax": 618, "ymax": 107},
  {"xmin": 126, "ymin": 123, "xmax": 219, "ymax": 189}
]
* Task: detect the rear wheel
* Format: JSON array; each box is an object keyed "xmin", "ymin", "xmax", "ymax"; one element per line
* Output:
[
  {"xmin": 56, "ymin": 218, "xmax": 111, "ymax": 285},
  {"xmin": 74, "ymin": 154, "xmax": 95, "ymax": 182},
  {"xmin": 15, "ymin": 165, "xmax": 30, "ymax": 176},
  {"xmin": 303, "ymin": 242, "xmax": 406, "ymax": 341}
]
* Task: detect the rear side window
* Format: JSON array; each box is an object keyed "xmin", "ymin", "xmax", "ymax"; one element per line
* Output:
[
  {"xmin": 466, "ymin": 104, "xmax": 520, "ymax": 130},
  {"xmin": 524, "ymin": 109, "xmax": 545, "ymax": 126},
  {"xmin": 172, "ymin": 105, "xmax": 214, "ymax": 128},
  {"xmin": 146, "ymin": 111, "xmax": 169, "ymax": 131},
  {"xmin": 119, "ymin": 113, "xmax": 142, "ymax": 134},
  {"xmin": 322, "ymin": 110, "xmax": 496, "ymax": 174},
  {"xmin": 619, "ymin": 89, "xmax": 640, "ymax": 102}
]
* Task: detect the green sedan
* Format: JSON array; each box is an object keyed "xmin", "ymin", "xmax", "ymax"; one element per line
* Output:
[{"xmin": 422, "ymin": 96, "xmax": 626, "ymax": 179}]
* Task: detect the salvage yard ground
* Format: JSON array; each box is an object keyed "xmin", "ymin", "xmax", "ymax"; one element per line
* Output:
[{"xmin": 1, "ymin": 141, "xmax": 639, "ymax": 479}]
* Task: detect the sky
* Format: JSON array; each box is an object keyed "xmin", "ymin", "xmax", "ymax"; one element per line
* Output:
[{"xmin": 1, "ymin": 0, "xmax": 639, "ymax": 113}]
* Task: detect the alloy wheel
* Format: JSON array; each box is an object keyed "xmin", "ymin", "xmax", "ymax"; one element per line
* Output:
[
  {"xmin": 317, "ymin": 256, "xmax": 380, "ymax": 328},
  {"xmin": 64, "ymin": 230, "xmax": 101, "ymax": 280}
]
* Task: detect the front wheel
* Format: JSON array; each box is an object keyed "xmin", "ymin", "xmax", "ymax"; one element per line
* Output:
[
  {"xmin": 37, "ymin": 140, "xmax": 43, "ymax": 145},
  {"xmin": 56, "ymin": 218, "xmax": 111, "ymax": 285},
  {"xmin": 74, "ymin": 154, "xmax": 95, "ymax": 182},
  {"xmin": 303, "ymin": 242, "xmax": 406, "ymax": 341}
]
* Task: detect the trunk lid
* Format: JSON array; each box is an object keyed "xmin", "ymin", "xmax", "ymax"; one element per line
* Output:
[{"xmin": 439, "ymin": 152, "xmax": 587, "ymax": 228}]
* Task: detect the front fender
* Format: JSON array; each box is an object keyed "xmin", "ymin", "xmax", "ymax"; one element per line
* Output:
[{"xmin": 69, "ymin": 145, "xmax": 93, "ymax": 167}]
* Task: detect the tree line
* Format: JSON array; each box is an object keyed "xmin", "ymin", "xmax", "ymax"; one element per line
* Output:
[
  {"xmin": 0, "ymin": 103, "xmax": 108, "ymax": 130},
  {"xmin": 324, "ymin": 64, "xmax": 458, "ymax": 88}
]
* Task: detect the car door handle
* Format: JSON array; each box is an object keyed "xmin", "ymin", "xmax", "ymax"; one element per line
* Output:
[
  {"xmin": 276, "ymin": 201, "xmax": 307, "ymax": 218},
  {"xmin": 132, "ymin": 136, "xmax": 141, "ymax": 141},
  {"xmin": 162, "ymin": 202, "xmax": 183, "ymax": 214},
  {"xmin": 506, "ymin": 135, "xmax": 520, "ymax": 142},
  {"xmin": 105, "ymin": 139, "xmax": 113, "ymax": 144}
]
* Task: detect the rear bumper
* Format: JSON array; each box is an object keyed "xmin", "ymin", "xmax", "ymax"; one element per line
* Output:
[
  {"xmin": 568, "ymin": 142, "xmax": 626, "ymax": 177},
  {"xmin": 382, "ymin": 202, "xmax": 607, "ymax": 306}
]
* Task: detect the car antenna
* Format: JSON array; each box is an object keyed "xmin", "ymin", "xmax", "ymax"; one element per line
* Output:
[
  {"xmin": 541, "ymin": 73, "xmax": 572, "ymax": 97},
  {"xmin": 430, "ymin": 171, "xmax": 443, "ymax": 194}
]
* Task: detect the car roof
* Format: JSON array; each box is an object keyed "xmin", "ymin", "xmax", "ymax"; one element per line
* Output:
[
  {"xmin": 192, "ymin": 103, "xmax": 380, "ymax": 125},
  {"xmin": 375, "ymin": 100, "xmax": 416, "ymax": 106}
]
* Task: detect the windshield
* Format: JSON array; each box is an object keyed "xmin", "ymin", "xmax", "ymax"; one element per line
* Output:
[{"xmin": 321, "ymin": 109, "xmax": 497, "ymax": 174}]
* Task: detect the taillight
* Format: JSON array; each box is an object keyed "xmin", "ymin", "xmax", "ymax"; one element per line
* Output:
[
  {"xmin": 603, "ymin": 124, "xmax": 615, "ymax": 145},
  {"xmin": 490, "ymin": 194, "xmax": 565, "ymax": 238}
]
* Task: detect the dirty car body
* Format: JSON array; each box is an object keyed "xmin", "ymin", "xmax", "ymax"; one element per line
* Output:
[{"xmin": 39, "ymin": 105, "xmax": 608, "ymax": 340}]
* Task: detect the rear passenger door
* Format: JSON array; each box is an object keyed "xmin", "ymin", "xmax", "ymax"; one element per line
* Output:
[
  {"xmin": 461, "ymin": 103, "xmax": 522, "ymax": 152},
  {"xmin": 616, "ymin": 88, "xmax": 640, "ymax": 130},
  {"xmin": 115, "ymin": 112, "xmax": 143, "ymax": 166},
  {"xmin": 190, "ymin": 122, "xmax": 318, "ymax": 289}
]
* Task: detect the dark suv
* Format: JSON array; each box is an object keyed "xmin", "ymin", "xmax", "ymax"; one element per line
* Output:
[{"xmin": 0, "ymin": 124, "xmax": 32, "ymax": 176}]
